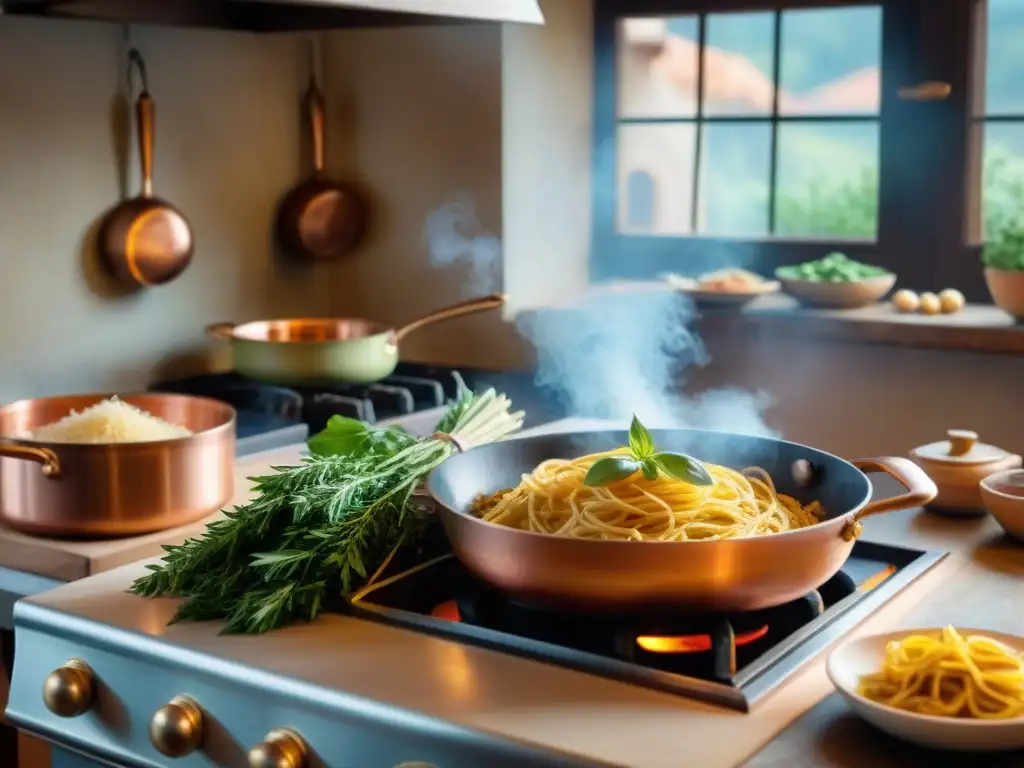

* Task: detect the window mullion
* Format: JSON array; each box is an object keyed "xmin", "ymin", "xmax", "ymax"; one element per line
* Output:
[
  {"xmin": 690, "ymin": 13, "xmax": 707, "ymax": 234},
  {"xmin": 767, "ymin": 10, "xmax": 782, "ymax": 234}
]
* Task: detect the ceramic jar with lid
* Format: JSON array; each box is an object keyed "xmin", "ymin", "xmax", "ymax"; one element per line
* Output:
[{"xmin": 910, "ymin": 429, "xmax": 1022, "ymax": 516}]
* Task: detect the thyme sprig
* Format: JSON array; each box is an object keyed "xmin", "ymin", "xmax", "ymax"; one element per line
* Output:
[{"xmin": 130, "ymin": 386, "xmax": 524, "ymax": 634}]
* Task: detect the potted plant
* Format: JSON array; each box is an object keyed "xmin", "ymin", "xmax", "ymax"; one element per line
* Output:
[{"xmin": 983, "ymin": 218, "xmax": 1024, "ymax": 320}]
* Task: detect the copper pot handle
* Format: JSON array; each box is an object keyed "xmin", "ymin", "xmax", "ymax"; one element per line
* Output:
[
  {"xmin": 128, "ymin": 49, "xmax": 155, "ymax": 198},
  {"xmin": 306, "ymin": 77, "xmax": 327, "ymax": 177},
  {"xmin": 205, "ymin": 322, "xmax": 237, "ymax": 341},
  {"xmin": 842, "ymin": 457, "xmax": 936, "ymax": 539},
  {"xmin": 0, "ymin": 443, "xmax": 60, "ymax": 478},
  {"xmin": 394, "ymin": 294, "xmax": 506, "ymax": 343}
]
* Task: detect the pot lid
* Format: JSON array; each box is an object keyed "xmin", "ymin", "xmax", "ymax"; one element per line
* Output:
[{"xmin": 912, "ymin": 429, "xmax": 1011, "ymax": 466}]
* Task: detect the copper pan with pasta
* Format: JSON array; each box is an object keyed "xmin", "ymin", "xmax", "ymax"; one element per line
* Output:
[{"xmin": 425, "ymin": 427, "xmax": 937, "ymax": 613}]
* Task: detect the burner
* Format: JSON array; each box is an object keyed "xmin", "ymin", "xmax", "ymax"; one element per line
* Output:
[
  {"xmin": 348, "ymin": 541, "xmax": 945, "ymax": 711},
  {"xmin": 309, "ymin": 392, "xmax": 375, "ymax": 429},
  {"xmin": 150, "ymin": 367, "xmax": 466, "ymax": 436},
  {"xmin": 218, "ymin": 384, "xmax": 304, "ymax": 420},
  {"xmin": 446, "ymin": 578, "xmax": 837, "ymax": 683}
]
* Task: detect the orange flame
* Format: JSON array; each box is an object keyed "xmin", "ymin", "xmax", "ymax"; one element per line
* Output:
[
  {"xmin": 429, "ymin": 600, "xmax": 770, "ymax": 655},
  {"xmin": 637, "ymin": 625, "xmax": 770, "ymax": 654}
]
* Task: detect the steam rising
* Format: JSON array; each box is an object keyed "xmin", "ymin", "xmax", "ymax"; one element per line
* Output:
[
  {"xmin": 423, "ymin": 197, "xmax": 501, "ymax": 297},
  {"xmin": 423, "ymin": 198, "xmax": 777, "ymax": 438}
]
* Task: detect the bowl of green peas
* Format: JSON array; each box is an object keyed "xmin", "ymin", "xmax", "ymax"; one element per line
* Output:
[{"xmin": 775, "ymin": 253, "xmax": 896, "ymax": 309}]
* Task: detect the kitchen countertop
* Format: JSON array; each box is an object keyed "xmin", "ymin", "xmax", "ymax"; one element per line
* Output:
[
  {"xmin": 700, "ymin": 296, "xmax": 1024, "ymax": 356},
  {"xmin": 13, "ymin": 419, "xmax": 1024, "ymax": 767}
]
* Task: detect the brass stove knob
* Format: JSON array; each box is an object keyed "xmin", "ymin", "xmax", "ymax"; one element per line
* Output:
[
  {"xmin": 42, "ymin": 659, "xmax": 94, "ymax": 717},
  {"xmin": 149, "ymin": 695, "xmax": 204, "ymax": 757},
  {"xmin": 248, "ymin": 728, "xmax": 308, "ymax": 768}
]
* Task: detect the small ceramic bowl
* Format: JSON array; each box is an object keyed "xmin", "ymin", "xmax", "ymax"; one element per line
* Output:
[
  {"xmin": 981, "ymin": 469, "xmax": 1024, "ymax": 542},
  {"xmin": 827, "ymin": 628, "xmax": 1024, "ymax": 752},
  {"xmin": 776, "ymin": 273, "xmax": 896, "ymax": 309}
]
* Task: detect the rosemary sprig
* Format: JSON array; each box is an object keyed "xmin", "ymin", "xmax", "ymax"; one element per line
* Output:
[{"xmin": 130, "ymin": 386, "xmax": 524, "ymax": 634}]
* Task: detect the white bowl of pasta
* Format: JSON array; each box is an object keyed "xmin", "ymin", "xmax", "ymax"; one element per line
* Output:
[{"xmin": 827, "ymin": 626, "xmax": 1024, "ymax": 752}]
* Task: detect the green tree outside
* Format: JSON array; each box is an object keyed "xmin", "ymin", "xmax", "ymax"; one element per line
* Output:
[{"xmin": 776, "ymin": 144, "xmax": 1024, "ymax": 272}]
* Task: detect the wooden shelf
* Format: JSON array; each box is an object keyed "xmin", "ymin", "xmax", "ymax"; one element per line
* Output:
[{"xmin": 697, "ymin": 295, "xmax": 1024, "ymax": 355}]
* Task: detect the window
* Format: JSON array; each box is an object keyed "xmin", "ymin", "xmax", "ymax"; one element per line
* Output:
[
  {"xmin": 616, "ymin": 8, "xmax": 881, "ymax": 240},
  {"xmin": 973, "ymin": 0, "xmax": 1024, "ymax": 243},
  {"xmin": 592, "ymin": 0, "xmax": 1015, "ymax": 300}
]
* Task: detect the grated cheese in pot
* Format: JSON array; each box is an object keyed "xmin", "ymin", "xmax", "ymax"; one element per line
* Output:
[{"xmin": 28, "ymin": 396, "xmax": 193, "ymax": 444}]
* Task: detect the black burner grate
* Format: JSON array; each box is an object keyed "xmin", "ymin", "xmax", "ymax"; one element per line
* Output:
[
  {"xmin": 347, "ymin": 540, "xmax": 946, "ymax": 711},
  {"xmin": 150, "ymin": 364, "xmax": 468, "ymax": 433}
]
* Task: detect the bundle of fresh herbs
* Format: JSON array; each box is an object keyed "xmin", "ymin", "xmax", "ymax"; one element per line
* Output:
[{"xmin": 130, "ymin": 386, "xmax": 524, "ymax": 634}]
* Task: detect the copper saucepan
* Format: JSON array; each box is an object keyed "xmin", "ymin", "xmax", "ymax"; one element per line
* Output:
[
  {"xmin": 276, "ymin": 36, "xmax": 367, "ymax": 262},
  {"xmin": 98, "ymin": 48, "xmax": 194, "ymax": 288},
  {"xmin": 206, "ymin": 293, "xmax": 506, "ymax": 385},
  {"xmin": 0, "ymin": 393, "xmax": 235, "ymax": 538},
  {"xmin": 427, "ymin": 429, "xmax": 937, "ymax": 613}
]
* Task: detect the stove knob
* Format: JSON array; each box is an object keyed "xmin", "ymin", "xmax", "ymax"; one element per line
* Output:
[
  {"xmin": 149, "ymin": 695, "xmax": 204, "ymax": 757},
  {"xmin": 248, "ymin": 728, "xmax": 308, "ymax": 768},
  {"xmin": 42, "ymin": 659, "xmax": 94, "ymax": 718}
]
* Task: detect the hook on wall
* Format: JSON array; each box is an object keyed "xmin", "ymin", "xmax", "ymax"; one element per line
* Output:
[{"xmin": 127, "ymin": 48, "xmax": 150, "ymax": 96}]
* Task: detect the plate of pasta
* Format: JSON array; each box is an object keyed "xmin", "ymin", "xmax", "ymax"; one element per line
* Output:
[{"xmin": 827, "ymin": 626, "xmax": 1024, "ymax": 752}]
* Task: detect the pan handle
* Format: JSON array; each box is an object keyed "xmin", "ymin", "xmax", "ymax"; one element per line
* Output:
[
  {"xmin": 394, "ymin": 294, "xmax": 507, "ymax": 342},
  {"xmin": 0, "ymin": 443, "xmax": 60, "ymax": 478},
  {"xmin": 305, "ymin": 78, "xmax": 327, "ymax": 176},
  {"xmin": 205, "ymin": 322, "xmax": 237, "ymax": 341},
  {"xmin": 843, "ymin": 457, "xmax": 937, "ymax": 539},
  {"xmin": 128, "ymin": 49, "xmax": 155, "ymax": 198}
]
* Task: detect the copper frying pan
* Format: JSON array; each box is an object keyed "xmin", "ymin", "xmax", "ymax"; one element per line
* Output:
[
  {"xmin": 276, "ymin": 39, "xmax": 367, "ymax": 261},
  {"xmin": 98, "ymin": 48, "xmax": 194, "ymax": 287},
  {"xmin": 206, "ymin": 294, "xmax": 506, "ymax": 385},
  {"xmin": 427, "ymin": 429, "xmax": 937, "ymax": 613}
]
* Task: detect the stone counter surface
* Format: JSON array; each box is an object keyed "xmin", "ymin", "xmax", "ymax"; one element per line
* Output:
[
  {"xmin": 8, "ymin": 419, "xmax": 1024, "ymax": 767},
  {"xmin": 747, "ymin": 508, "xmax": 1024, "ymax": 768}
]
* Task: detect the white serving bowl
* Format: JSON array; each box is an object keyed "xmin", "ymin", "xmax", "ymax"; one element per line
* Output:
[
  {"xmin": 827, "ymin": 627, "xmax": 1024, "ymax": 752},
  {"xmin": 981, "ymin": 469, "xmax": 1024, "ymax": 542}
]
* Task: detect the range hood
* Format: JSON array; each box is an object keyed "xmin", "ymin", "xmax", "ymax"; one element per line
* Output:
[{"xmin": 0, "ymin": 0, "xmax": 544, "ymax": 32}]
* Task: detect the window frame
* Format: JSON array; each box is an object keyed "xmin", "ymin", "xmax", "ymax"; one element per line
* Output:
[{"xmin": 591, "ymin": 0, "xmax": 986, "ymax": 300}]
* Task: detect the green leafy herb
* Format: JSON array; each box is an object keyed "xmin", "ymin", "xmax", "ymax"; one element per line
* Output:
[
  {"xmin": 583, "ymin": 456, "xmax": 641, "ymax": 486},
  {"xmin": 982, "ymin": 218, "xmax": 1024, "ymax": 272},
  {"xmin": 307, "ymin": 415, "xmax": 416, "ymax": 458},
  {"xmin": 583, "ymin": 416, "xmax": 713, "ymax": 488},
  {"xmin": 627, "ymin": 415, "xmax": 655, "ymax": 458},
  {"xmin": 652, "ymin": 451, "xmax": 714, "ymax": 486},
  {"xmin": 131, "ymin": 387, "xmax": 524, "ymax": 635}
]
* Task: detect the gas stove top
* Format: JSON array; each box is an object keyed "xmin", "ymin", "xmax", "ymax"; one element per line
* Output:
[
  {"xmin": 348, "ymin": 539, "xmax": 946, "ymax": 711},
  {"xmin": 149, "ymin": 363, "xmax": 484, "ymax": 454}
]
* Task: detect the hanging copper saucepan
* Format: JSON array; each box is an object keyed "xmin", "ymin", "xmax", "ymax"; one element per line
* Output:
[
  {"xmin": 206, "ymin": 294, "xmax": 505, "ymax": 385},
  {"xmin": 276, "ymin": 36, "xmax": 367, "ymax": 261},
  {"xmin": 98, "ymin": 48, "xmax": 194, "ymax": 287}
]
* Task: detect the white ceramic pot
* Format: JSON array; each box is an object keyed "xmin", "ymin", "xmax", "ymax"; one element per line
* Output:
[{"xmin": 909, "ymin": 429, "xmax": 1021, "ymax": 516}]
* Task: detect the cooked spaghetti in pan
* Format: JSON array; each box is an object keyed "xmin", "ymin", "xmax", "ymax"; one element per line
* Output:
[{"xmin": 472, "ymin": 417, "xmax": 822, "ymax": 541}]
